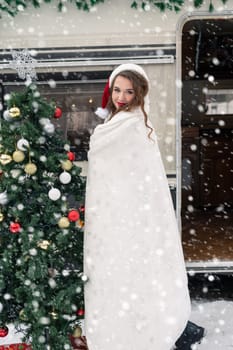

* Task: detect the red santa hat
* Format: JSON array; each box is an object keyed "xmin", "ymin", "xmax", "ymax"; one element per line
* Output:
[{"xmin": 95, "ymin": 63, "xmax": 150, "ymax": 119}]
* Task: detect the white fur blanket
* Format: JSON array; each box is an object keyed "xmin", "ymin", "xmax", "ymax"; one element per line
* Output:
[{"xmin": 84, "ymin": 108, "xmax": 190, "ymax": 350}]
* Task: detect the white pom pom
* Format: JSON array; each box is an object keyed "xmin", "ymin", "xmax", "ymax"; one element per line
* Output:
[
  {"xmin": 64, "ymin": 144, "xmax": 70, "ymax": 151},
  {"xmin": 39, "ymin": 118, "xmax": 50, "ymax": 126},
  {"xmin": 3, "ymin": 110, "xmax": 14, "ymax": 122},
  {"xmin": 95, "ymin": 107, "xmax": 109, "ymax": 119},
  {"xmin": 10, "ymin": 169, "xmax": 21, "ymax": 178},
  {"xmin": 38, "ymin": 136, "xmax": 46, "ymax": 144},
  {"xmin": 59, "ymin": 171, "xmax": 71, "ymax": 184},
  {"xmin": 44, "ymin": 123, "xmax": 55, "ymax": 134},
  {"xmin": 48, "ymin": 188, "xmax": 61, "ymax": 201}
]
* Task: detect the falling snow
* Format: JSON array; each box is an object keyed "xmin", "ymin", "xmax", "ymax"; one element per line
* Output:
[{"xmin": 0, "ymin": 0, "xmax": 233, "ymax": 349}]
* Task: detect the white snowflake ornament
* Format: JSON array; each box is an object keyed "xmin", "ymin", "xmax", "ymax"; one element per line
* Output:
[{"xmin": 10, "ymin": 49, "xmax": 37, "ymax": 80}]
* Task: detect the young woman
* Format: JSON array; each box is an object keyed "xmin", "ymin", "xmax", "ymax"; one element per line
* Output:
[{"xmin": 84, "ymin": 63, "xmax": 191, "ymax": 350}]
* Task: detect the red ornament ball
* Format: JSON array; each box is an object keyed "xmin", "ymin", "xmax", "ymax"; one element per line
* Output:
[
  {"xmin": 0, "ymin": 325, "xmax": 9, "ymax": 337},
  {"xmin": 54, "ymin": 107, "xmax": 62, "ymax": 119},
  {"xmin": 10, "ymin": 222, "xmax": 21, "ymax": 233},
  {"xmin": 67, "ymin": 151, "xmax": 75, "ymax": 161},
  {"xmin": 68, "ymin": 210, "xmax": 80, "ymax": 222},
  {"xmin": 76, "ymin": 308, "xmax": 85, "ymax": 316}
]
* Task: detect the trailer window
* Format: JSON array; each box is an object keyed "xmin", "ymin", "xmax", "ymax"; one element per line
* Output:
[{"xmin": 178, "ymin": 16, "xmax": 233, "ymax": 272}]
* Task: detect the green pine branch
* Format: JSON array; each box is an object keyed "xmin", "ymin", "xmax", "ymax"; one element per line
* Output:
[{"xmin": 133, "ymin": 0, "xmax": 228, "ymax": 12}]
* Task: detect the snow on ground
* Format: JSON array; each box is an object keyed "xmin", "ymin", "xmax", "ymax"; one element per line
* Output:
[
  {"xmin": 1, "ymin": 300, "xmax": 233, "ymax": 349},
  {"xmin": 190, "ymin": 300, "xmax": 233, "ymax": 349}
]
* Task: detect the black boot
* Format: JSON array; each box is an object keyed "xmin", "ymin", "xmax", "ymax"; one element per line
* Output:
[{"xmin": 174, "ymin": 321, "xmax": 205, "ymax": 350}]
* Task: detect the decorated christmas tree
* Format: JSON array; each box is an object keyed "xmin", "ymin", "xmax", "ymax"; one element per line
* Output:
[{"xmin": 0, "ymin": 83, "xmax": 86, "ymax": 349}]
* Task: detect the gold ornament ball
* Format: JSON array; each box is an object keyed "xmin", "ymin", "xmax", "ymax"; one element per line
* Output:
[
  {"xmin": 24, "ymin": 255, "xmax": 30, "ymax": 262},
  {"xmin": 9, "ymin": 106, "xmax": 21, "ymax": 118},
  {"xmin": 13, "ymin": 150, "xmax": 25, "ymax": 163},
  {"xmin": 49, "ymin": 310, "xmax": 58, "ymax": 320},
  {"xmin": 0, "ymin": 212, "xmax": 4, "ymax": 222},
  {"xmin": 24, "ymin": 162, "xmax": 37, "ymax": 175},
  {"xmin": 37, "ymin": 240, "xmax": 50, "ymax": 250},
  {"xmin": 0, "ymin": 154, "xmax": 12, "ymax": 165},
  {"xmin": 76, "ymin": 219, "xmax": 85, "ymax": 229},
  {"xmin": 19, "ymin": 309, "xmax": 28, "ymax": 321},
  {"xmin": 58, "ymin": 217, "xmax": 70, "ymax": 228},
  {"xmin": 73, "ymin": 326, "xmax": 82, "ymax": 338},
  {"xmin": 61, "ymin": 160, "xmax": 73, "ymax": 171},
  {"xmin": 48, "ymin": 268, "xmax": 58, "ymax": 278}
]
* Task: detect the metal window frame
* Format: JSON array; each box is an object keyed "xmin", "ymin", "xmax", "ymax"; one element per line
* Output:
[{"xmin": 0, "ymin": 44, "xmax": 175, "ymax": 73}]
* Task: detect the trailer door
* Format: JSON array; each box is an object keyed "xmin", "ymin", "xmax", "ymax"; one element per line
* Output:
[{"xmin": 177, "ymin": 14, "xmax": 233, "ymax": 273}]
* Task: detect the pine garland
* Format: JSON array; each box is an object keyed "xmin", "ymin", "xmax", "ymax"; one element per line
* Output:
[
  {"xmin": 0, "ymin": 0, "xmax": 229, "ymax": 17},
  {"xmin": 131, "ymin": 0, "xmax": 228, "ymax": 12}
]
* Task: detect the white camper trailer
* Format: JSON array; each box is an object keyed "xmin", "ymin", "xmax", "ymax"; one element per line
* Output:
[{"xmin": 0, "ymin": 0, "xmax": 232, "ymax": 274}]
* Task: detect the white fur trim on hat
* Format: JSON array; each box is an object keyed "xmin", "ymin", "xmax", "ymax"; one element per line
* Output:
[
  {"xmin": 95, "ymin": 107, "xmax": 109, "ymax": 119},
  {"xmin": 109, "ymin": 63, "xmax": 149, "ymax": 87},
  {"xmin": 109, "ymin": 63, "xmax": 150, "ymax": 114}
]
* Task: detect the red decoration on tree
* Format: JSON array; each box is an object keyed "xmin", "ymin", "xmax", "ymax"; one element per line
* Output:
[
  {"xmin": 0, "ymin": 325, "xmax": 9, "ymax": 337},
  {"xmin": 67, "ymin": 151, "xmax": 75, "ymax": 161},
  {"xmin": 68, "ymin": 210, "xmax": 80, "ymax": 222},
  {"xmin": 79, "ymin": 205, "xmax": 85, "ymax": 213},
  {"xmin": 76, "ymin": 308, "xmax": 85, "ymax": 316},
  {"xmin": 54, "ymin": 107, "xmax": 62, "ymax": 119},
  {"xmin": 69, "ymin": 335, "xmax": 88, "ymax": 350},
  {"xmin": 9, "ymin": 222, "xmax": 21, "ymax": 233},
  {"xmin": 0, "ymin": 344, "xmax": 32, "ymax": 350}
]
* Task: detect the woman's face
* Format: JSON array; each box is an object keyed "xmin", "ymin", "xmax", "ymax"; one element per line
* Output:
[{"xmin": 111, "ymin": 75, "xmax": 135, "ymax": 110}]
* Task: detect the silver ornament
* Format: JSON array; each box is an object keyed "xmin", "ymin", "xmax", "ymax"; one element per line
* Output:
[
  {"xmin": 59, "ymin": 171, "xmax": 71, "ymax": 184},
  {"xmin": 43, "ymin": 122, "xmax": 55, "ymax": 134},
  {"xmin": 3, "ymin": 110, "xmax": 14, "ymax": 122},
  {"xmin": 0, "ymin": 190, "xmax": 8, "ymax": 205},
  {"xmin": 17, "ymin": 138, "xmax": 29, "ymax": 151},
  {"xmin": 48, "ymin": 188, "xmax": 61, "ymax": 201}
]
